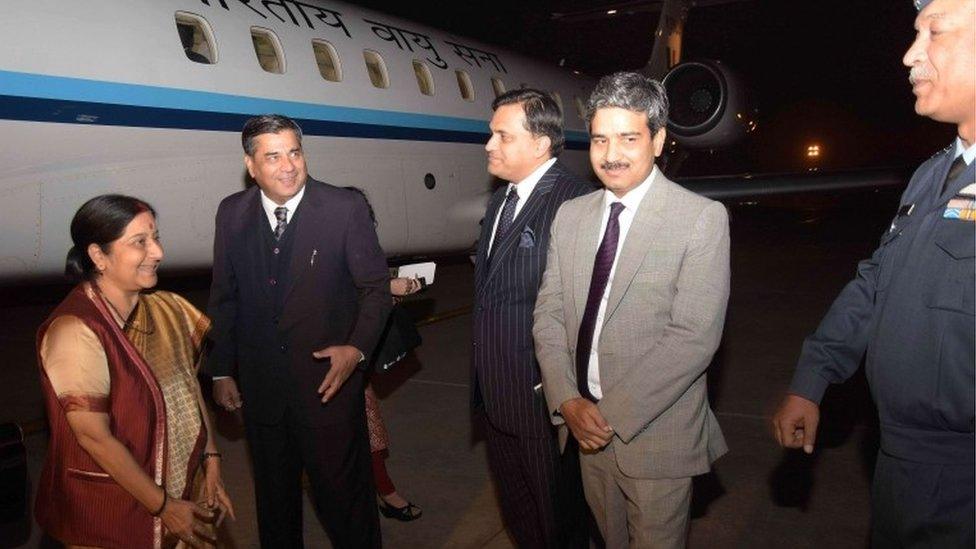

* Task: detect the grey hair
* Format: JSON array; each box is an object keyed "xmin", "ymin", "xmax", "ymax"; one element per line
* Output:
[{"xmin": 584, "ymin": 72, "xmax": 669, "ymax": 133}]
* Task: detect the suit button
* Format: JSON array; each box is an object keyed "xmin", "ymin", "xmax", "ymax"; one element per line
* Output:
[
  {"xmin": 269, "ymin": 278, "xmax": 277, "ymax": 286},
  {"xmin": 478, "ymin": 305, "xmax": 485, "ymax": 312},
  {"xmin": 272, "ymin": 317, "xmax": 279, "ymax": 326},
  {"xmin": 280, "ymin": 344, "xmax": 287, "ymax": 353},
  {"xmin": 273, "ymin": 247, "xmax": 280, "ymax": 255}
]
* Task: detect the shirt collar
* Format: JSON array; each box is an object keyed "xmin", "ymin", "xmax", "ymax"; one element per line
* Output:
[
  {"xmin": 954, "ymin": 137, "xmax": 976, "ymax": 166},
  {"xmin": 602, "ymin": 164, "xmax": 658, "ymax": 212},
  {"xmin": 260, "ymin": 183, "xmax": 306, "ymax": 220},
  {"xmin": 508, "ymin": 157, "xmax": 557, "ymax": 201}
]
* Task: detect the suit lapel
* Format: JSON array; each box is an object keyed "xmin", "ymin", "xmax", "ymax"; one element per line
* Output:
[
  {"xmin": 572, "ymin": 192, "xmax": 605, "ymax": 321},
  {"xmin": 603, "ymin": 171, "xmax": 669, "ymax": 325},
  {"xmin": 475, "ymin": 187, "xmax": 505, "ymax": 288},
  {"xmin": 243, "ymin": 191, "xmax": 273, "ymax": 303},
  {"xmin": 281, "ymin": 183, "xmax": 320, "ymax": 305},
  {"xmin": 479, "ymin": 164, "xmax": 560, "ymax": 292}
]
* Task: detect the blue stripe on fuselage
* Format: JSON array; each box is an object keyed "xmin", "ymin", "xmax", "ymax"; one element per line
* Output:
[{"xmin": 0, "ymin": 70, "xmax": 590, "ymax": 149}]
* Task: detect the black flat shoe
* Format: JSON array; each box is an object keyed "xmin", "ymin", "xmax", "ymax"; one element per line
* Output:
[{"xmin": 378, "ymin": 498, "xmax": 423, "ymax": 522}]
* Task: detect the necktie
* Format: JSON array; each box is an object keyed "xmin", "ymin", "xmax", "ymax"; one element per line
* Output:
[
  {"xmin": 575, "ymin": 202, "xmax": 625, "ymax": 402},
  {"xmin": 274, "ymin": 206, "xmax": 288, "ymax": 240},
  {"xmin": 941, "ymin": 155, "xmax": 967, "ymax": 197},
  {"xmin": 496, "ymin": 187, "xmax": 520, "ymax": 242},
  {"xmin": 489, "ymin": 187, "xmax": 519, "ymax": 264}
]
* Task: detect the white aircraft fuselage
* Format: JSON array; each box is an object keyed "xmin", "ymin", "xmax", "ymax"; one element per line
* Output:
[{"xmin": 0, "ymin": 0, "xmax": 595, "ymax": 280}]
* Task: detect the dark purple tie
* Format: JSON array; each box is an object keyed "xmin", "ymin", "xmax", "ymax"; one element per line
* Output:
[{"xmin": 576, "ymin": 202, "xmax": 625, "ymax": 402}]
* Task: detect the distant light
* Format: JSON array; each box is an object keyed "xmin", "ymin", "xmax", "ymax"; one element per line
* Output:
[
  {"xmin": 607, "ymin": 9, "xmax": 618, "ymax": 15},
  {"xmin": 806, "ymin": 144, "xmax": 821, "ymax": 158},
  {"xmin": 572, "ymin": 70, "xmax": 580, "ymax": 75}
]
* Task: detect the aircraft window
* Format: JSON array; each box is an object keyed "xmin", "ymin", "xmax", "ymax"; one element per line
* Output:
[
  {"xmin": 311, "ymin": 40, "xmax": 342, "ymax": 82},
  {"xmin": 456, "ymin": 70, "xmax": 475, "ymax": 102},
  {"xmin": 251, "ymin": 27, "xmax": 285, "ymax": 74},
  {"xmin": 412, "ymin": 60, "xmax": 435, "ymax": 96},
  {"xmin": 174, "ymin": 12, "xmax": 216, "ymax": 64},
  {"xmin": 491, "ymin": 77, "xmax": 506, "ymax": 97},
  {"xmin": 574, "ymin": 96, "xmax": 586, "ymax": 121},
  {"xmin": 551, "ymin": 92, "xmax": 563, "ymax": 113},
  {"xmin": 363, "ymin": 50, "xmax": 389, "ymax": 89}
]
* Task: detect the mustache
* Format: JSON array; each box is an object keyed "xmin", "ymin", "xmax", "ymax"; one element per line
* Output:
[
  {"xmin": 909, "ymin": 66, "xmax": 933, "ymax": 85},
  {"xmin": 600, "ymin": 161, "xmax": 630, "ymax": 171}
]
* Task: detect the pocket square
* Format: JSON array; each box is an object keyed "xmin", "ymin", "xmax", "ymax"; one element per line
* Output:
[{"xmin": 519, "ymin": 227, "xmax": 536, "ymax": 248}]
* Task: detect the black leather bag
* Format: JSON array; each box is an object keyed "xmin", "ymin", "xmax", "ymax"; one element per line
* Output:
[{"xmin": 370, "ymin": 305, "xmax": 422, "ymax": 371}]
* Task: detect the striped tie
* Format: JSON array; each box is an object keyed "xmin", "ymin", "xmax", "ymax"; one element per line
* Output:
[{"xmin": 274, "ymin": 206, "xmax": 288, "ymax": 240}]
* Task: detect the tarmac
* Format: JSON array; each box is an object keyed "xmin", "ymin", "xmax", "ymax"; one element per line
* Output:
[{"xmin": 0, "ymin": 185, "xmax": 898, "ymax": 548}]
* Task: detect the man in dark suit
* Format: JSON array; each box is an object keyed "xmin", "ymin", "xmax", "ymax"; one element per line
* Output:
[
  {"xmin": 773, "ymin": 1, "xmax": 975, "ymax": 546},
  {"xmin": 207, "ymin": 114, "xmax": 390, "ymax": 548},
  {"xmin": 472, "ymin": 88, "xmax": 592, "ymax": 547}
]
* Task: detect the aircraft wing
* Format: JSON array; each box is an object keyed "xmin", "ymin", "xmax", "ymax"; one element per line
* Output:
[{"xmin": 679, "ymin": 168, "xmax": 910, "ymax": 200}]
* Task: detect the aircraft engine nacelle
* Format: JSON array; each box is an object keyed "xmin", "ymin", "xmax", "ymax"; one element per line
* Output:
[{"xmin": 662, "ymin": 60, "xmax": 755, "ymax": 149}]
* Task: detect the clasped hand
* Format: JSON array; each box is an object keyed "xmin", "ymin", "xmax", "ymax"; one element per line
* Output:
[
  {"xmin": 160, "ymin": 497, "xmax": 216, "ymax": 548},
  {"xmin": 313, "ymin": 344, "xmax": 362, "ymax": 402},
  {"xmin": 560, "ymin": 397, "xmax": 614, "ymax": 451},
  {"xmin": 771, "ymin": 393, "xmax": 820, "ymax": 454}
]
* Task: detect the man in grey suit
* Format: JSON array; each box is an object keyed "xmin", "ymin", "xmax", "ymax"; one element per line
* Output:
[
  {"xmin": 473, "ymin": 88, "xmax": 591, "ymax": 547},
  {"xmin": 534, "ymin": 72, "xmax": 729, "ymax": 548}
]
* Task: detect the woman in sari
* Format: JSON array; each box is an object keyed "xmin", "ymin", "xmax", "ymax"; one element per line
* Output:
[{"xmin": 35, "ymin": 194, "xmax": 234, "ymax": 548}]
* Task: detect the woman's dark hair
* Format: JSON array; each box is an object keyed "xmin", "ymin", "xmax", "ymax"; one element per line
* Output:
[{"xmin": 65, "ymin": 194, "xmax": 156, "ymax": 282}]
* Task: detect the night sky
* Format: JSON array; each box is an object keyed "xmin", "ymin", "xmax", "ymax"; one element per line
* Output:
[{"xmin": 352, "ymin": 0, "xmax": 956, "ymax": 176}]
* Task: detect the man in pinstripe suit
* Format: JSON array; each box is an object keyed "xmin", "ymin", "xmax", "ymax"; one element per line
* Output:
[{"xmin": 472, "ymin": 88, "xmax": 592, "ymax": 547}]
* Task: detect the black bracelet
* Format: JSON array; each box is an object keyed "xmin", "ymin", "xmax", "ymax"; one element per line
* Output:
[
  {"xmin": 151, "ymin": 489, "xmax": 168, "ymax": 517},
  {"xmin": 202, "ymin": 451, "xmax": 222, "ymax": 461}
]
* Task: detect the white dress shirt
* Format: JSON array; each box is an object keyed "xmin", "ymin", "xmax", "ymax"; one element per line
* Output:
[
  {"xmin": 487, "ymin": 157, "xmax": 557, "ymax": 254},
  {"xmin": 586, "ymin": 165, "xmax": 659, "ymax": 399},
  {"xmin": 260, "ymin": 184, "xmax": 306, "ymax": 231}
]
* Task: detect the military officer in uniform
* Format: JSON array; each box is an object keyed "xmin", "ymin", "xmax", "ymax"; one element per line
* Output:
[{"xmin": 772, "ymin": 0, "xmax": 975, "ymax": 546}]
